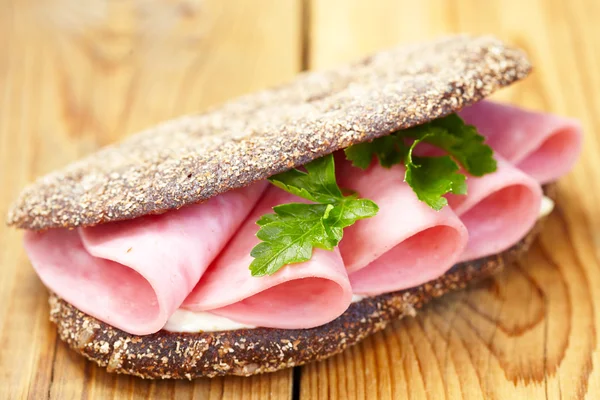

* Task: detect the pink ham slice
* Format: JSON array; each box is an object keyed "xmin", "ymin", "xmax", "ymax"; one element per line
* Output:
[
  {"xmin": 181, "ymin": 186, "xmax": 353, "ymax": 329},
  {"xmin": 335, "ymin": 159, "xmax": 469, "ymax": 295},
  {"xmin": 23, "ymin": 182, "xmax": 267, "ymax": 335},
  {"xmin": 447, "ymin": 156, "xmax": 542, "ymax": 261},
  {"xmin": 460, "ymin": 101, "xmax": 582, "ymax": 183}
]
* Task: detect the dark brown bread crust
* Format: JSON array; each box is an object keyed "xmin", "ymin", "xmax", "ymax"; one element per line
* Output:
[
  {"xmin": 49, "ymin": 207, "xmax": 550, "ymax": 379},
  {"xmin": 8, "ymin": 35, "xmax": 531, "ymax": 230}
]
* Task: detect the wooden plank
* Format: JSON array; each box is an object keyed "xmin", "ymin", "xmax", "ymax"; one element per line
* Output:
[
  {"xmin": 303, "ymin": 0, "xmax": 600, "ymax": 398},
  {"xmin": 0, "ymin": 0, "xmax": 300, "ymax": 398}
]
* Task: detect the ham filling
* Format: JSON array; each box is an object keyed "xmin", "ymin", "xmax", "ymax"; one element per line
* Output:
[
  {"xmin": 459, "ymin": 101, "xmax": 582, "ymax": 183},
  {"xmin": 447, "ymin": 156, "xmax": 543, "ymax": 261},
  {"xmin": 181, "ymin": 187, "xmax": 353, "ymax": 329},
  {"xmin": 25, "ymin": 183, "xmax": 267, "ymax": 335},
  {"xmin": 23, "ymin": 102, "xmax": 582, "ymax": 334},
  {"xmin": 336, "ymin": 161, "xmax": 468, "ymax": 294}
]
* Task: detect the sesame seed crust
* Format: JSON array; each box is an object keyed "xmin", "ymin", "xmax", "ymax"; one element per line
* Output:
[
  {"xmin": 8, "ymin": 35, "xmax": 531, "ymax": 230},
  {"xmin": 48, "ymin": 184, "xmax": 553, "ymax": 380}
]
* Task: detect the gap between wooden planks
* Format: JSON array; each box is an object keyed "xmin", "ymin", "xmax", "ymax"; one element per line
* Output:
[
  {"xmin": 0, "ymin": 0, "xmax": 300, "ymax": 398},
  {"xmin": 2, "ymin": 0, "xmax": 600, "ymax": 399}
]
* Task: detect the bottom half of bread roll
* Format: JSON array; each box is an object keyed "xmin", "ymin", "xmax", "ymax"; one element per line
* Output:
[{"xmin": 46, "ymin": 184, "xmax": 555, "ymax": 380}]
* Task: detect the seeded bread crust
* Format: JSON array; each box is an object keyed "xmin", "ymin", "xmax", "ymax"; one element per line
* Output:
[
  {"xmin": 8, "ymin": 35, "xmax": 531, "ymax": 230},
  {"xmin": 49, "ymin": 182, "xmax": 553, "ymax": 380}
]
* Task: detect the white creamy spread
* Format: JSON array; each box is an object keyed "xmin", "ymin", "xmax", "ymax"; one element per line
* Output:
[
  {"xmin": 163, "ymin": 309, "xmax": 255, "ymax": 332},
  {"xmin": 351, "ymin": 294, "xmax": 366, "ymax": 302},
  {"xmin": 539, "ymin": 195, "xmax": 555, "ymax": 218},
  {"xmin": 164, "ymin": 196, "xmax": 555, "ymax": 333}
]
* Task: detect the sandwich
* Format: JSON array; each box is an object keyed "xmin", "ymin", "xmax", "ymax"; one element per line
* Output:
[{"xmin": 7, "ymin": 35, "xmax": 582, "ymax": 379}]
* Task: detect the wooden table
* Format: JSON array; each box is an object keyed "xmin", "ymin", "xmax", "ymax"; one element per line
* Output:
[{"xmin": 1, "ymin": 0, "xmax": 598, "ymax": 398}]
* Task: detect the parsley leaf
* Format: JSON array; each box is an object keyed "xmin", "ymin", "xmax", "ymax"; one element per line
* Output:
[
  {"xmin": 404, "ymin": 136, "xmax": 467, "ymax": 210},
  {"xmin": 250, "ymin": 155, "xmax": 378, "ymax": 276},
  {"xmin": 250, "ymin": 203, "xmax": 335, "ymax": 277},
  {"xmin": 268, "ymin": 156, "xmax": 343, "ymax": 203},
  {"xmin": 343, "ymin": 142, "xmax": 374, "ymax": 170},
  {"xmin": 407, "ymin": 114, "xmax": 496, "ymax": 176},
  {"xmin": 323, "ymin": 197, "xmax": 380, "ymax": 243},
  {"xmin": 344, "ymin": 113, "xmax": 496, "ymax": 210},
  {"xmin": 344, "ymin": 136, "xmax": 406, "ymax": 169}
]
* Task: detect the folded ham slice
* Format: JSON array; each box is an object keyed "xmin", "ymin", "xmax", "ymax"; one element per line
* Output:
[
  {"xmin": 23, "ymin": 183, "xmax": 267, "ymax": 335},
  {"xmin": 447, "ymin": 156, "xmax": 542, "ymax": 261},
  {"xmin": 182, "ymin": 187, "xmax": 353, "ymax": 329},
  {"xmin": 336, "ymin": 160, "xmax": 469, "ymax": 295},
  {"xmin": 460, "ymin": 101, "xmax": 582, "ymax": 183}
]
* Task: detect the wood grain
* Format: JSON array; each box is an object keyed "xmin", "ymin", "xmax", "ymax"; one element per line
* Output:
[
  {"xmin": 1, "ymin": 0, "xmax": 599, "ymax": 398},
  {"xmin": 0, "ymin": 0, "xmax": 299, "ymax": 398},
  {"xmin": 303, "ymin": 0, "xmax": 600, "ymax": 398}
]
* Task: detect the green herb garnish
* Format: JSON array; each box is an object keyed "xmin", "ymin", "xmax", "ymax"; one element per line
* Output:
[
  {"xmin": 249, "ymin": 155, "xmax": 378, "ymax": 276},
  {"xmin": 345, "ymin": 114, "xmax": 496, "ymax": 210},
  {"xmin": 250, "ymin": 114, "xmax": 496, "ymax": 276}
]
